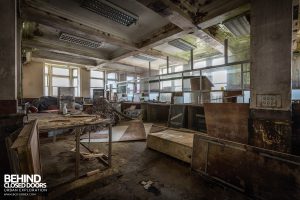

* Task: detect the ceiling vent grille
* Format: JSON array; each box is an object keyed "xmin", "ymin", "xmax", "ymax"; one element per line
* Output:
[
  {"xmin": 81, "ymin": 0, "xmax": 138, "ymax": 26},
  {"xmin": 168, "ymin": 38, "xmax": 196, "ymax": 51},
  {"xmin": 223, "ymin": 15, "xmax": 250, "ymax": 37},
  {"xmin": 59, "ymin": 32, "xmax": 102, "ymax": 48},
  {"xmin": 133, "ymin": 54, "xmax": 157, "ymax": 62}
]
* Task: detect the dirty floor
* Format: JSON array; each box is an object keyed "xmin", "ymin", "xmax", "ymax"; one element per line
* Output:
[{"xmin": 40, "ymin": 133, "xmax": 250, "ymax": 200}]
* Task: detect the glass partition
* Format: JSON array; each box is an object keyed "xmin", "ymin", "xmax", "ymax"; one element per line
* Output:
[{"xmin": 116, "ymin": 61, "xmax": 250, "ymax": 104}]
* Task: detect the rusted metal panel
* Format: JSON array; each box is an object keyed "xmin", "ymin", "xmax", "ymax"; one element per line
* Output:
[
  {"xmin": 191, "ymin": 133, "xmax": 300, "ymax": 200},
  {"xmin": 204, "ymin": 103, "xmax": 249, "ymax": 144},
  {"xmin": 250, "ymin": 119, "xmax": 292, "ymax": 154},
  {"xmin": 249, "ymin": 109, "xmax": 293, "ymax": 154}
]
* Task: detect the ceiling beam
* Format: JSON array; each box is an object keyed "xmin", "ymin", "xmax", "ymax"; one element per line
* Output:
[
  {"xmin": 136, "ymin": 23, "xmax": 188, "ymax": 49},
  {"xmin": 89, "ymin": 61, "xmax": 146, "ymax": 73},
  {"xmin": 137, "ymin": 0, "xmax": 248, "ymax": 54},
  {"xmin": 194, "ymin": 0, "xmax": 250, "ymax": 26},
  {"xmin": 22, "ymin": 37, "xmax": 109, "ymax": 61},
  {"xmin": 21, "ymin": 2, "xmax": 187, "ymax": 65},
  {"xmin": 32, "ymin": 50, "xmax": 97, "ymax": 66},
  {"xmin": 136, "ymin": 0, "xmax": 224, "ymax": 53},
  {"xmin": 20, "ymin": 3, "xmax": 137, "ymax": 51}
]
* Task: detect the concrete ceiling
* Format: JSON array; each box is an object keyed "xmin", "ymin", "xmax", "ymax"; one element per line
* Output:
[{"xmin": 21, "ymin": 0, "xmax": 250, "ymax": 73}]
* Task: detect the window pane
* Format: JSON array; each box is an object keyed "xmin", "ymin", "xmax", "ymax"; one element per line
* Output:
[
  {"xmin": 73, "ymin": 78, "xmax": 78, "ymax": 87},
  {"xmin": 75, "ymin": 88, "xmax": 78, "ymax": 97},
  {"xmin": 45, "ymin": 66, "xmax": 49, "ymax": 74},
  {"xmin": 194, "ymin": 60, "xmax": 206, "ymax": 69},
  {"xmin": 52, "ymin": 87, "xmax": 58, "ymax": 96},
  {"xmin": 73, "ymin": 69, "xmax": 78, "ymax": 77},
  {"xmin": 127, "ymin": 76, "xmax": 134, "ymax": 81},
  {"xmin": 52, "ymin": 67, "xmax": 69, "ymax": 76},
  {"xmin": 44, "ymin": 87, "xmax": 48, "ymax": 96},
  {"xmin": 44, "ymin": 75, "xmax": 48, "ymax": 86},
  {"xmin": 136, "ymin": 83, "xmax": 140, "ymax": 93},
  {"xmin": 91, "ymin": 70, "xmax": 103, "ymax": 78},
  {"xmin": 212, "ymin": 57, "xmax": 225, "ymax": 66},
  {"xmin": 174, "ymin": 65, "xmax": 183, "ymax": 72},
  {"xmin": 107, "ymin": 73, "xmax": 116, "ymax": 79},
  {"xmin": 52, "ymin": 77, "xmax": 70, "ymax": 87},
  {"xmin": 174, "ymin": 79, "xmax": 182, "ymax": 87},
  {"xmin": 91, "ymin": 79, "xmax": 104, "ymax": 87}
]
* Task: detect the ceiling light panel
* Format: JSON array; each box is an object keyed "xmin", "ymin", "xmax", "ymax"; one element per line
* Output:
[
  {"xmin": 168, "ymin": 38, "xmax": 196, "ymax": 51},
  {"xmin": 59, "ymin": 32, "xmax": 102, "ymax": 48},
  {"xmin": 81, "ymin": 0, "xmax": 138, "ymax": 26},
  {"xmin": 133, "ymin": 54, "xmax": 157, "ymax": 62}
]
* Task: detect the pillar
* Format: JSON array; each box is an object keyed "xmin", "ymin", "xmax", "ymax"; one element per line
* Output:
[
  {"xmin": 0, "ymin": 0, "xmax": 18, "ymax": 114},
  {"xmin": 250, "ymin": 0, "xmax": 294, "ymax": 153},
  {"xmin": 250, "ymin": 0, "xmax": 292, "ymax": 111}
]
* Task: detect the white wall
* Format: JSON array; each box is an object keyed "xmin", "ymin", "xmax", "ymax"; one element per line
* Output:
[
  {"xmin": 22, "ymin": 61, "xmax": 44, "ymax": 98},
  {"xmin": 22, "ymin": 61, "xmax": 92, "ymax": 98}
]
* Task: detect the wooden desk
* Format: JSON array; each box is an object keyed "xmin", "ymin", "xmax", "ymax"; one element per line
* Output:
[{"xmin": 28, "ymin": 113, "xmax": 112, "ymax": 182}]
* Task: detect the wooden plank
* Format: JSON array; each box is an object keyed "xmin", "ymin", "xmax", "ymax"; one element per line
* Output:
[
  {"xmin": 192, "ymin": 133, "xmax": 300, "ymax": 200},
  {"xmin": 119, "ymin": 120, "xmax": 146, "ymax": 141},
  {"xmin": 204, "ymin": 103, "xmax": 249, "ymax": 143},
  {"xmin": 147, "ymin": 130, "xmax": 193, "ymax": 163},
  {"xmin": 11, "ymin": 120, "xmax": 42, "ymax": 175}
]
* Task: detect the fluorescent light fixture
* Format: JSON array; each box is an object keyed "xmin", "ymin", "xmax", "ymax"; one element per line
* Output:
[
  {"xmin": 59, "ymin": 32, "xmax": 102, "ymax": 48},
  {"xmin": 168, "ymin": 38, "xmax": 196, "ymax": 51},
  {"xmin": 133, "ymin": 54, "xmax": 157, "ymax": 62},
  {"xmin": 223, "ymin": 15, "xmax": 250, "ymax": 37},
  {"xmin": 81, "ymin": 0, "xmax": 138, "ymax": 26}
]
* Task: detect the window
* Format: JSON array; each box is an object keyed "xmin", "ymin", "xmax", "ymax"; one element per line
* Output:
[
  {"xmin": 159, "ymin": 67, "xmax": 167, "ymax": 75},
  {"xmin": 212, "ymin": 57, "xmax": 225, "ymax": 66},
  {"xmin": 106, "ymin": 72, "xmax": 118, "ymax": 89},
  {"xmin": 194, "ymin": 60, "xmax": 207, "ymax": 69},
  {"xmin": 44, "ymin": 64, "xmax": 80, "ymax": 96},
  {"xmin": 174, "ymin": 65, "xmax": 183, "ymax": 72},
  {"xmin": 126, "ymin": 75, "xmax": 134, "ymax": 81},
  {"xmin": 90, "ymin": 70, "xmax": 104, "ymax": 97}
]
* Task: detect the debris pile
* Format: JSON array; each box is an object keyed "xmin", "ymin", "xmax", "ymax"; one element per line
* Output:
[{"xmin": 89, "ymin": 98, "xmax": 133, "ymax": 125}]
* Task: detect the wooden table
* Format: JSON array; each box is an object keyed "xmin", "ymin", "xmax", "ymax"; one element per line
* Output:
[{"xmin": 28, "ymin": 113, "xmax": 112, "ymax": 182}]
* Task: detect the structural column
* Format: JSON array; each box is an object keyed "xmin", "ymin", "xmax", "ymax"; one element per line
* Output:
[
  {"xmin": 0, "ymin": 0, "xmax": 18, "ymax": 114},
  {"xmin": 250, "ymin": 0, "xmax": 293, "ymax": 153},
  {"xmin": 250, "ymin": 0, "xmax": 292, "ymax": 111}
]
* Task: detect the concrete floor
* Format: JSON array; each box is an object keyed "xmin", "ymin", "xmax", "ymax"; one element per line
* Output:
[{"xmin": 41, "ymin": 134, "xmax": 250, "ymax": 200}]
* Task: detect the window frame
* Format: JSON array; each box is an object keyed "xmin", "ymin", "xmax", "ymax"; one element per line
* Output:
[
  {"xmin": 44, "ymin": 63, "xmax": 80, "ymax": 97},
  {"xmin": 90, "ymin": 70, "xmax": 105, "ymax": 98}
]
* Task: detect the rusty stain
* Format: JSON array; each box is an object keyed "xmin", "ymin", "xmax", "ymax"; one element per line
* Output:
[{"xmin": 251, "ymin": 119, "xmax": 292, "ymax": 153}]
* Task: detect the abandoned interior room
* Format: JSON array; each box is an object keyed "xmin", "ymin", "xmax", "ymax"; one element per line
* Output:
[{"xmin": 1, "ymin": 0, "xmax": 300, "ymax": 199}]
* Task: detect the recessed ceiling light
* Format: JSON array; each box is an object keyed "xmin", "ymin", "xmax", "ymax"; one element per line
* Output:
[
  {"xmin": 59, "ymin": 32, "xmax": 102, "ymax": 49},
  {"xmin": 81, "ymin": 0, "xmax": 138, "ymax": 26},
  {"xmin": 168, "ymin": 38, "xmax": 196, "ymax": 51}
]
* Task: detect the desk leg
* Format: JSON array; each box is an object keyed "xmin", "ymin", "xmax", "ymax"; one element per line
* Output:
[
  {"xmin": 75, "ymin": 128, "xmax": 80, "ymax": 178},
  {"xmin": 108, "ymin": 124, "xmax": 112, "ymax": 167}
]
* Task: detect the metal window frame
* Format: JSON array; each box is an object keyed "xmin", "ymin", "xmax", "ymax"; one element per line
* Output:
[{"xmin": 44, "ymin": 63, "xmax": 80, "ymax": 97}]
